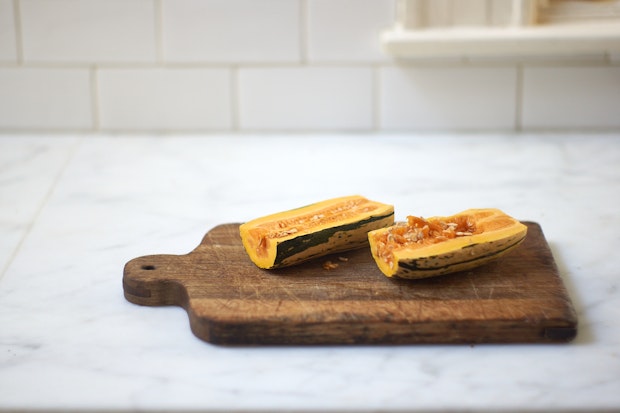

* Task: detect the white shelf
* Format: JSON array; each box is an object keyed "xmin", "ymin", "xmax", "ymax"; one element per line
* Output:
[{"xmin": 382, "ymin": 20, "xmax": 620, "ymax": 58}]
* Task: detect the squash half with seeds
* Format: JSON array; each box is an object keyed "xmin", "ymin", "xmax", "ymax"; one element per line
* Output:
[
  {"xmin": 367, "ymin": 208, "xmax": 527, "ymax": 279},
  {"xmin": 240, "ymin": 195, "xmax": 394, "ymax": 269}
]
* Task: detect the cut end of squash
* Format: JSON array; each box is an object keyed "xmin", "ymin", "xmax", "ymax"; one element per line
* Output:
[
  {"xmin": 368, "ymin": 208, "xmax": 527, "ymax": 279},
  {"xmin": 240, "ymin": 195, "xmax": 394, "ymax": 269}
]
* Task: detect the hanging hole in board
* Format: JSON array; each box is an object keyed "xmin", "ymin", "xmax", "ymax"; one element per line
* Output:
[{"xmin": 141, "ymin": 265, "xmax": 156, "ymax": 271}]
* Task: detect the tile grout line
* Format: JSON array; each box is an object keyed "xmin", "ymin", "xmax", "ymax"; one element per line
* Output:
[
  {"xmin": 515, "ymin": 63, "xmax": 524, "ymax": 132},
  {"xmin": 486, "ymin": 0, "xmax": 493, "ymax": 26},
  {"xmin": 0, "ymin": 137, "xmax": 84, "ymax": 281},
  {"xmin": 2, "ymin": 59, "xmax": 613, "ymax": 70},
  {"xmin": 372, "ymin": 64, "xmax": 381, "ymax": 131},
  {"xmin": 2, "ymin": 126, "xmax": 620, "ymax": 135},
  {"xmin": 230, "ymin": 65, "xmax": 239, "ymax": 131},
  {"xmin": 299, "ymin": 0, "xmax": 308, "ymax": 64},
  {"xmin": 90, "ymin": 66, "xmax": 101, "ymax": 131},
  {"xmin": 13, "ymin": 0, "xmax": 24, "ymax": 64},
  {"xmin": 154, "ymin": 0, "xmax": 164, "ymax": 63}
]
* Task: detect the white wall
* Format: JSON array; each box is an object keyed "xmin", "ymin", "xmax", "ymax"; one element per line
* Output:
[{"xmin": 0, "ymin": 0, "xmax": 619, "ymax": 133}]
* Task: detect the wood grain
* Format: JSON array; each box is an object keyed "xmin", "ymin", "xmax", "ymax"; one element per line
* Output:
[{"xmin": 123, "ymin": 222, "xmax": 577, "ymax": 345}]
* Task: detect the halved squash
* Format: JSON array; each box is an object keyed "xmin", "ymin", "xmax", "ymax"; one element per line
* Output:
[
  {"xmin": 240, "ymin": 195, "xmax": 394, "ymax": 269},
  {"xmin": 367, "ymin": 208, "xmax": 527, "ymax": 279}
]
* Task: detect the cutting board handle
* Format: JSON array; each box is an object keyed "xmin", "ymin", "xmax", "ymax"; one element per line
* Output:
[{"xmin": 123, "ymin": 254, "xmax": 190, "ymax": 308}]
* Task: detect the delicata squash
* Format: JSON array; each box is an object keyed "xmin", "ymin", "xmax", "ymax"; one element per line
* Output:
[
  {"xmin": 240, "ymin": 195, "xmax": 394, "ymax": 269},
  {"xmin": 368, "ymin": 208, "xmax": 527, "ymax": 279}
]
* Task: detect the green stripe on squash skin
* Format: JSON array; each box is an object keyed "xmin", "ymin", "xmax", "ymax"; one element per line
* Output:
[
  {"xmin": 396, "ymin": 235, "xmax": 526, "ymax": 278},
  {"xmin": 273, "ymin": 212, "xmax": 394, "ymax": 268}
]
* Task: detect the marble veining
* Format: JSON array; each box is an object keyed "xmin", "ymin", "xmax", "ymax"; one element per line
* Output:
[{"xmin": 0, "ymin": 133, "xmax": 619, "ymax": 412}]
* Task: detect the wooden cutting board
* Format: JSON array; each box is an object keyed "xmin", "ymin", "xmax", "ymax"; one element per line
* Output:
[{"xmin": 123, "ymin": 222, "xmax": 577, "ymax": 345}]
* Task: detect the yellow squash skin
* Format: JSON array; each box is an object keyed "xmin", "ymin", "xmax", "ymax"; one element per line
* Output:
[
  {"xmin": 367, "ymin": 208, "xmax": 527, "ymax": 279},
  {"xmin": 240, "ymin": 195, "xmax": 394, "ymax": 269}
]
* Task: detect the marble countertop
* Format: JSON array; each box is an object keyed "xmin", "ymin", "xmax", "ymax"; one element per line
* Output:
[{"xmin": 0, "ymin": 133, "xmax": 619, "ymax": 412}]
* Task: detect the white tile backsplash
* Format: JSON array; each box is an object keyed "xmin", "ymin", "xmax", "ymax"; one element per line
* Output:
[
  {"xmin": 0, "ymin": 0, "xmax": 17, "ymax": 62},
  {"xmin": 0, "ymin": 68, "xmax": 92, "ymax": 129},
  {"xmin": 522, "ymin": 66, "xmax": 620, "ymax": 130},
  {"xmin": 20, "ymin": 0, "xmax": 157, "ymax": 63},
  {"xmin": 307, "ymin": 0, "xmax": 394, "ymax": 62},
  {"xmin": 380, "ymin": 66, "xmax": 517, "ymax": 130},
  {"xmin": 98, "ymin": 68, "xmax": 231, "ymax": 131},
  {"xmin": 162, "ymin": 0, "xmax": 300, "ymax": 63},
  {"xmin": 0, "ymin": 0, "xmax": 618, "ymax": 132},
  {"xmin": 238, "ymin": 67, "xmax": 374, "ymax": 130}
]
